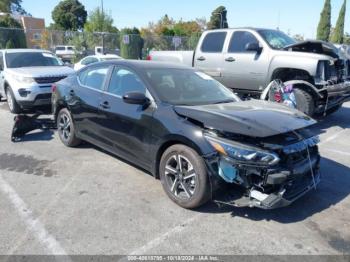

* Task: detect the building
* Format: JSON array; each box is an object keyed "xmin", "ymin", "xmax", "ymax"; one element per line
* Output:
[{"xmin": 0, "ymin": 13, "xmax": 45, "ymax": 49}]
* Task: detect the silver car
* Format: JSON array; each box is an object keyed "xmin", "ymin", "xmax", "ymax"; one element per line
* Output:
[{"xmin": 0, "ymin": 49, "xmax": 75, "ymax": 113}]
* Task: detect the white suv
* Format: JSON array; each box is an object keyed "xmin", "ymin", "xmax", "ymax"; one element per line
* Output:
[
  {"xmin": 55, "ymin": 45, "xmax": 75, "ymax": 62},
  {"xmin": 0, "ymin": 49, "xmax": 75, "ymax": 113}
]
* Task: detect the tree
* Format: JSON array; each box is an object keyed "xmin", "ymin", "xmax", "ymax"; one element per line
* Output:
[
  {"xmin": 207, "ymin": 6, "xmax": 228, "ymax": 29},
  {"xmin": 84, "ymin": 7, "xmax": 118, "ymax": 33},
  {"xmin": 52, "ymin": 0, "xmax": 87, "ymax": 31},
  {"xmin": 316, "ymin": 0, "xmax": 331, "ymax": 41},
  {"xmin": 0, "ymin": 14, "xmax": 27, "ymax": 48},
  {"xmin": 120, "ymin": 27, "xmax": 143, "ymax": 59},
  {"xmin": 331, "ymin": 0, "xmax": 346, "ymax": 44},
  {"xmin": 0, "ymin": 0, "xmax": 29, "ymax": 15}
]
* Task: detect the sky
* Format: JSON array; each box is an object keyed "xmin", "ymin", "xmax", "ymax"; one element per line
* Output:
[{"xmin": 22, "ymin": 0, "xmax": 349, "ymax": 39}]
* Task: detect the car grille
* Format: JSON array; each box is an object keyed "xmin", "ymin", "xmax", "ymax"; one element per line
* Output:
[
  {"xmin": 34, "ymin": 76, "xmax": 67, "ymax": 84},
  {"xmin": 35, "ymin": 93, "xmax": 52, "ymax": 100}
]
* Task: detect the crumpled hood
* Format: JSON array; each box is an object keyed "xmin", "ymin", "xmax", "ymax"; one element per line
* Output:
[
  {"xmin": 284, "ymin": 40, "xmax": 339, "ymax": 58},
  {"xmin": 174, "ymin": 100, "xmax": 316, "ymax": 138},
  {"xmin": 6, "ymin": 66, "xmax": 75, "ymax": 78}
]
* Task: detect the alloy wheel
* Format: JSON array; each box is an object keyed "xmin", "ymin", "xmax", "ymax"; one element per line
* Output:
[
  {"xmin": 6, "ymin": 89, "xmax": 14, "ymax": 111},
  {"xmin": 164, "ymin": 154, "xmax": 197, "ymax": 200},
  {"xmin": 58, "ymin": 113, "xmax": 71, "ymax": 142}
]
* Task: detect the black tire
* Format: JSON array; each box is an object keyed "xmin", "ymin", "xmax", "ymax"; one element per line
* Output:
[
  {"xmin": 6, "ymin": 87, "xmax": 21, "ymax": 114},
  {"xmin": 57, "ymin": 108, "xmax": 81, "ymax": 147},
  {"xmin": 159, "ymin": 144, "xmax": 211, "ymax": 209},
  {"xmin": 293, "ymin": 87, "xmax": 315, "ymax": 116}
]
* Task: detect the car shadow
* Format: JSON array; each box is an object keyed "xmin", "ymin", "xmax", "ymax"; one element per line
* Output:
[
  {"xmin": 13, "ymin": 130, "xmax": 55, "ymax": 142},
  {"xmin": 196, "ymin": 157, "xmax": 350, "ymax": 223},
  {"xmin": 311, "ymin": 106, "xmax": 350, "ymax": 135}
]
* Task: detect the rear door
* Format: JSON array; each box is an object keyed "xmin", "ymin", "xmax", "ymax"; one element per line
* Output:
[
  {"xmin": 69, "ymin": 64, "xmax": 112, "ymax": 146},
  {"xmin": 222, "ymin": 30, "xmax": 270, "ymax": 92},
  {"xmin": 193, "ymin": 31, "xmax": 227, "ymax": 82},
  {"xmin": 97, "ymin": 66, "xmax": 155, "ymax": 168}
]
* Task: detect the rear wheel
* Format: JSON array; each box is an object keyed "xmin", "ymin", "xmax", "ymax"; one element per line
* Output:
[
  {"xmin": 6, "ymin": 87, "xmax": 21, "ymax": 114},
  {"xmin": 57, "ymin": 108, "xmax": 81, "ymax": 147},
  {"xmin": 293, "ymin": 87, "xmax": 315, "ymax": 116},
  {"xmin": 159, "ymin": 145, "xmax": 211, "ymax": 209}
]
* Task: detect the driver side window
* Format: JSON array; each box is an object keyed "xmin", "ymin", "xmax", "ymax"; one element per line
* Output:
[
  {"xmin": 228, "ymin": 31, "xmax": 259, "ymax": 53},
  {"xmin": 107, "ymin": 67, "xmax": 146, "ymax": 97}
]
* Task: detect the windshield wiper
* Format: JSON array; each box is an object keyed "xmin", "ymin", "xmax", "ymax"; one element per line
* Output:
[{"xmin": 212, "ymin": 99, "xmax": 236, "ymax": 105}]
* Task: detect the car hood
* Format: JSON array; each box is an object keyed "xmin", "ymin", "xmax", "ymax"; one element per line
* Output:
[
  {"xmin": 173, "ymin": 100, "xmax": 316, "ymax": 138},
  {"xmin": 6, "ymin": 66, "xmax": 75, "ymax": 77},
  {"xmin": 283, "ymin": 40, "xmax": 339, "ymax": 58}
]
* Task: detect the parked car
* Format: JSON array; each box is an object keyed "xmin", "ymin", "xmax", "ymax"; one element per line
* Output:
[
  {"xmin": 0, "ymin": 49, "xmax": 75, "ymax": 113},
  {"xmin": 52, "ymin": 60, "xmax": 320, "ymax": 209},
  {"xmin": 55, "ymin": 45, "xmax": 75, "ymax": 62},
  {"xmin": 74, "ymin": 54, "xmax": 122, "ymax": 71},
  {"xmin": 148, "ymin": 28, "xmax": 350, "ymax": 117}
]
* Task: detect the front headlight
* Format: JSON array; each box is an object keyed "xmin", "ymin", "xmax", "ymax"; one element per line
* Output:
[
  {"xmin": 12, "ymin": 74, "xmax": 35, "ymax": 84},
  {"xmin": 205, "ymin": 135, "xmax": 280, "ymax": 166}
]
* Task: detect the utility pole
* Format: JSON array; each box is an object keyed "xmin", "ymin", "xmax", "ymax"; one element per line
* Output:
[{"xmin": 101, "ymin": 0, "xmax": 105, "ymax": 54}]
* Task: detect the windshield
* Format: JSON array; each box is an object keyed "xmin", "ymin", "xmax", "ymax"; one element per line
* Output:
[
  {"xmin": 5, "ymin": 52, "xmax": 63, "ymax": 68},
  {"xmin": 145, "ymin": 69, "xmax": 240, "ymax": 106},
  {"xmin": 258, "ymin": 29, "xmax": 296, "ymax": 49}
]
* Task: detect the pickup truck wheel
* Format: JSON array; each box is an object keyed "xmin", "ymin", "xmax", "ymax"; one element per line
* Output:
[
  {"xmin": 6, "ymin": 87, "xmax": 21, "ymax": 114},
  {"xmin": 293, "ymin": 87, "xmax": 315, "ymax": 116},
  {"xmin": 57, "ymin": 108, "xmax": 81, "ymax": 147},
  {"xmin": 159, "ymin": 145, "xmax": 211, "ymax": 209}
]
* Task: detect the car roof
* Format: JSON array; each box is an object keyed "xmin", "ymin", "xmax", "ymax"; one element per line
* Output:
[
  {"xmin": 204, "ymin": 27, "xmax": 276, "ymax": 32},
  {"xmin": 0, "ymin": 49, "xmax": 52, "ymax": 53},
  {"xmin": 98, "ymin": 60, "xmax": 192, "ymax": 70}
]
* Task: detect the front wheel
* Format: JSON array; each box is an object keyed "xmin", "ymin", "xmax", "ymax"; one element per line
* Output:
[
  {"xmin": 293, "ymin": 87, "xmax": 315, "ymax": 116},
  {"xmin": 57, "ymin": 108, "xmax": 81, "ymax": 147},
  {"xmin": 159, "ymin": 145, "xmax": 211, "ymax": 209},
  {"xmin": 6, "ymin": 87, "xmax": 21, "ymax": 114}
]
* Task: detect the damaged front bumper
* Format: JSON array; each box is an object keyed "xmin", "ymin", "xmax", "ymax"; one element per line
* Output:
[
  {"xmin": 205, "ymin": 140, "xmax": 321, "ymax": 210},
  {"xmin": 316, "ymin": 81, "xmax": 350, "ymax": 112},
  {"xmin": 246, "ymin": 171, "xmax": 320, "ymax": 209}
]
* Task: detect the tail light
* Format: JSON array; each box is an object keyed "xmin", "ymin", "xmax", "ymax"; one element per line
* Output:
[
  {"xmin": 146, "ymin": 55, "xmax": 152, "ymax": 61},
  {"xmin": 51, "ymin": 84, "xmax": 57, "ymax": 93}
]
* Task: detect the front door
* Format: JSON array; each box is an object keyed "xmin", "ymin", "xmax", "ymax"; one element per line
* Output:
[
  {"xmin": 222, "ymin": 31, "xmax": 269, "ymax": 92},
  {"xmin": 97, "ymin": 66, "xmax": 155, "ymax": 168}
]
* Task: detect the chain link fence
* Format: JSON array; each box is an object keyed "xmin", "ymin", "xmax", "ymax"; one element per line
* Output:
[{"xmin": 0, "ymin": 27, "xmax": 201, "ymax": 62}]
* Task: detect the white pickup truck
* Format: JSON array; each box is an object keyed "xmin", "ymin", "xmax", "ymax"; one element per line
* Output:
[{"xmin": 148, "ymin": 28, "xmax": 350, "ymax": 116}]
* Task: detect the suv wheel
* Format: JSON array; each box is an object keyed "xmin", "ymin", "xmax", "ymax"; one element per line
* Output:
[
  {"xmin": 6, "ymin": 87, "xmax": 21, "ymax": 114},
  {"xmin": 294, "ymin": 87, "xmax": 315, "ymax": 116},
  {"xmin": 159, "ymin": 145, "xmax": 211, "ymax": 209},
  {"xmin": 57, "ymin": 108, "xmax": 81, "ymax": 147}
]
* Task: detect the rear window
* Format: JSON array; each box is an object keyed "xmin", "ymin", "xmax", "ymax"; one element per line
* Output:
[
  {"xmin": 201, "ymin": 32, "xmax": 227, "ymax": 53},
  {"xmin": 78, "ymin": 65, "xmax": 110, "ymax": 90},
  {"xmin": 55, "ymin": 46, "xmax": 65, "ymax": 51}
]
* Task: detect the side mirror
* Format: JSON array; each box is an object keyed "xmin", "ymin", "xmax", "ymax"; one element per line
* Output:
[
  {"xmin": 123, "ymin": 92, "xmax": 150, "ymax": 105},
  {"xmin": 245, "ymin": 42, "xmax": 262, "ymax": 52}
]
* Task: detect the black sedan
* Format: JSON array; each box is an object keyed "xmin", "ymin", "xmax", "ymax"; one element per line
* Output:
[{"xmin": 52, "ymin": 60, "xmax": 321, "ymax": 209}]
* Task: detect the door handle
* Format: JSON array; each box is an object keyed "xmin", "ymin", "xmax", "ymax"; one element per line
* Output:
[
  {"xmin": 99, "ymin": 101, "xmax": 110, "ymax": 109},
  {"xmin": 225, "ymin": 57, "xmax": 236, "ymax": 62},
  {"xmin": 197, "ymin": 56, "xmax": 206, "ymax": 61}
]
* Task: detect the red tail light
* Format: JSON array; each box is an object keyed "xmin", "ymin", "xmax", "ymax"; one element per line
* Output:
[
  {"xmin": 51, "ymin": 84, "xmax": 57, "ymax": 93},
  {"xmin": 146, "ymin": 55, "xmax": 152, "ymax": 61}
]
